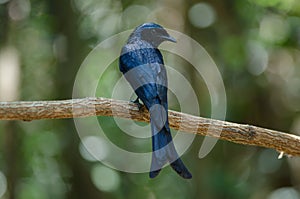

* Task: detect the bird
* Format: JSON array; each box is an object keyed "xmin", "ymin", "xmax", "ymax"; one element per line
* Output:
[{"xmin": 119, "ymin": 22, "xmax": 192, "ymax": 179}]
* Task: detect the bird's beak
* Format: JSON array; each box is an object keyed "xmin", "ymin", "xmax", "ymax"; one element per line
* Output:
[{"xmin": 161, "ymin": 35, "xmax": 177, "ymax": 43}]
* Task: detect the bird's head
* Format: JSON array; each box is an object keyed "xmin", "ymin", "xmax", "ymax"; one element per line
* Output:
[{"xmin": 132, "ymin": 22, "xmax": 176, "ymax": 47}]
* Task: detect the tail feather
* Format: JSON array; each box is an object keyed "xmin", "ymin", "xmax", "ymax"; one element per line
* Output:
[
  {"xmin": 148, "ymin": 102, "xmax": 192, "ymax": 179},
  {"xmin": 149, "ymin": 128, "xmax": 168, "ymax": 178},
  {"xmin": 170, "ymin": 158, "xmax": 192, "ymax": 179},
  {"xmin": 149, "ymin": 125, "xmax": 192, "ymax": 179}
]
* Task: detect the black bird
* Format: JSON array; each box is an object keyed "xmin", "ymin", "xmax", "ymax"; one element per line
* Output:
[{"xmin": 119, "ymin": 23, "xmax": 192, "ymax": 179}]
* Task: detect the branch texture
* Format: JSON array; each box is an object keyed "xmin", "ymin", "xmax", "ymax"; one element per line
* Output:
[{"xmin": 0, "ymin": 97, "xmax": 299, "ymax": 156}]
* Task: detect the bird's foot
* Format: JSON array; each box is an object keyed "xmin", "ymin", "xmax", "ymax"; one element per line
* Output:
[{"xmin": 131, "ymin": 97, "xmax": 143, "ymax": 110}]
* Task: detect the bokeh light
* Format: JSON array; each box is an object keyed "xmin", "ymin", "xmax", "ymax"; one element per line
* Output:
[
  {"xmin": 79, "ymin": 136, "xmax": 109, "ymax": 162},
  {"xmin": 0, "ymin": 0, "xmax": 300, "ymax": 198},
  {"xmin": 188, "ymin": 3, "xmax": 216, "ymax": 28},
  {"xmin": 267, "ymin": 187, "xmax": 300, "ymax": 199},
  {"xmin": 247, "ymin": 40, "xmax": 269, "ymax": 75},
  {"xmin": 0, "ymin": 47, "xmax": 20, "ymax": 101},
  {"xmin": 8, "ymin": 0, "xmax": 31, "ymax": 21},
  {"xmin": 259, "ymin": 14, "xmax": 290, "ymax": 44},
  {"xmin": 91, "ymin": 164, "xmax": 120, "ymax": 192},
  {"xmin": 122, "ymin": 5, "xmax": 151, "ymax": 28},
  {"xmin": 0, "ymin": 171, "xmax": 7, "ymax": 198}
]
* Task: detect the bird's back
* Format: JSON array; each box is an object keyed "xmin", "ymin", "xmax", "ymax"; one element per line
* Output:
[
  {"xmin": 119, "ymin": 40, "xmax": 164, "ymax": 73},
  {"xmin": 119, "ymin": 39, "xmax": 168, "ymax": 109}
]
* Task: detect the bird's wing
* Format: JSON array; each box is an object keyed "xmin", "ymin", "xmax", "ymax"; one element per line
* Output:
[
  {"xmin": 119, "ymin": 44, "xmax": 161, "ymax": 107},
  {"xmin": 154, "ymin": 62, "xmax": 168, "ymax": 107}
]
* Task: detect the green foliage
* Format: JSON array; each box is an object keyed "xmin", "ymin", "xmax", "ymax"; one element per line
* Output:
[{"xmin": 0, "ymin": 0, "xmax": 300, "ymax": 199}]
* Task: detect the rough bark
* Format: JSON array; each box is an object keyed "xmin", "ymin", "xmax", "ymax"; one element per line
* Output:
[{"xmin": 1, "ymin": 97, "xmax": 300, "ymax": 156}]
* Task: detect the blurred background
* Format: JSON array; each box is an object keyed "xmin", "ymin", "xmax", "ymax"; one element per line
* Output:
[{"xmin": 0, "ymin": 0, "xmax": 300, "ymax": 199}]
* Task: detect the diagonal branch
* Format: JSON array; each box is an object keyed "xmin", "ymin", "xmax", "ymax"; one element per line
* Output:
[{"xmin": 0, "ymin": 97, "xmax": 299, "ymax": 156}]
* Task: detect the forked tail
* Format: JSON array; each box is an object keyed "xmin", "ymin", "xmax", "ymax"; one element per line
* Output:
[{"xmin": 149, "ymin": 105, "xmax": 192, "ymax": 179}]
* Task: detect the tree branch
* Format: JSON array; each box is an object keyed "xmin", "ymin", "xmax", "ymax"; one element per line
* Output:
[{"xmin": 0, "ymin": 97, "xmax": 299, "ymax": 156}]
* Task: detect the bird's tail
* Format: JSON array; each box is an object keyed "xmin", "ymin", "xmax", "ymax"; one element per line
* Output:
[{"xmin": 148, "ymin": 105, "xmax": 192, "ymax": 179}]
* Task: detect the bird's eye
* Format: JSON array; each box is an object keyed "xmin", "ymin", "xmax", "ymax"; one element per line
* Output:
[{"xmin": 151, "ymin": 29, "xmax": 156, "ymax": 34}]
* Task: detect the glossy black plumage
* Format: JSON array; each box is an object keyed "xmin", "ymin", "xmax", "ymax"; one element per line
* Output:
[{"xmin": 119, "ymin": 23, "xmax": 192, "ymax": 179}]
